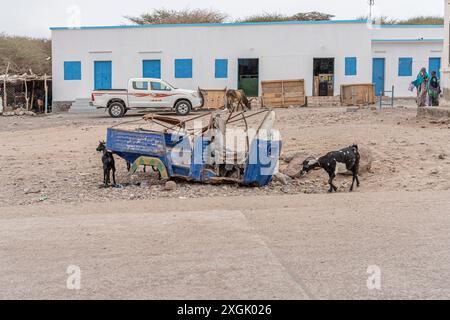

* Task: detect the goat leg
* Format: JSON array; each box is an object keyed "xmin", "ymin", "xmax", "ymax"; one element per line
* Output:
[
  {"xmin": 328, "ymin": 174, "xmax": 336, "ymax": 193},
  {"xmin": 330, "ymin": 173, "xmax": 338, "ymax": 193},
  {"xmin": 106, "ymin": 168, "xmax": 111, "ymax": 188},
  {"xmin": 103, "ymin": 169, "xmax": 109, "ymax": 188},
  {"xmin": 112, "ymin": 168, "xmax": 117, "ymax": 187}
]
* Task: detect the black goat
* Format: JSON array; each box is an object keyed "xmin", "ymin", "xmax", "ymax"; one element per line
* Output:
[
  {"xmin": 300, "ymin": 145, "xmax": 360, "ymax": 193},
  {"xmin": 96, "ymin": 141, "xmax": 116, "ymax": 188}
]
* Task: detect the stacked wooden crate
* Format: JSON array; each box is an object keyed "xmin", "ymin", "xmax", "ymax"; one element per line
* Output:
[
  {"xmin": 198, "ymin": 88, "xmax": 227, "ymax": 110},
  {"xmin": 261, "ymin": 80, "xmax": 306, "ymax": 108}
]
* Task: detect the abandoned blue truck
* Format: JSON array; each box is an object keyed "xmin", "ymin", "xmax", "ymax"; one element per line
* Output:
[{"xmin": 106, "ymin": 110, "xmax": 282, "ymax": 187}]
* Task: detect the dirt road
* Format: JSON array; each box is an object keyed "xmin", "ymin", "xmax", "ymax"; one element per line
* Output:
[
  {"xmin": 1, "ymin": 106, "xmax": 450, "ymax": 299},
  {"xmin": 1, "ymin": 191, "xmax": 450, "ymax": 300}
]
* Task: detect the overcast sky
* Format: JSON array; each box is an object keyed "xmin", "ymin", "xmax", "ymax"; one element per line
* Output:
[{"xmin": 0, "ymin": 0, "xmax": 444, "ymax": 38}]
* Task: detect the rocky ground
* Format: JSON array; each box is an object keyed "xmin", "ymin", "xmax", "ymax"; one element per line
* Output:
[{"xmin": 0, "ymin": 104, "xmax": 450, "ymax": 207}]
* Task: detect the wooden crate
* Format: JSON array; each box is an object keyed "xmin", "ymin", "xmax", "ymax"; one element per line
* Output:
[
  {"xmin": 340, "ymin": 84, "xmax": 375, "ymax": 106},
  {"xmin": 199, "ymin": 88, "xmax": 227, "ymax": 110},
  {"xmin": 261, "ymin": 80, "xmax": 306, "ymax": 108}
]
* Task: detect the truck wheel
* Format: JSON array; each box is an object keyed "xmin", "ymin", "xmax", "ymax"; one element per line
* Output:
[
  {"xmin": 108, "ymin": 102, "xmax": 125, "ymax": 118},
  {"xmin": 175, "ymin": 100, "xmax": 191, "ymax": 116}
]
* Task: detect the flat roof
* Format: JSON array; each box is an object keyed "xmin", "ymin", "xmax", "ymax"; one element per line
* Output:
[
  {"xmin": 372, "ymin": 38, "xmax": 444, "ymax": 43},
  {"xmin": 50, "ymin": 19, "xmax": 371, "ymax": 30},
  {"xmin": 377, "ymin": 24, "xmax": 444, "ymax": 29},
  {"xmin": 49, "ymin": 20, "xmax": 445, "ymax": 31}
]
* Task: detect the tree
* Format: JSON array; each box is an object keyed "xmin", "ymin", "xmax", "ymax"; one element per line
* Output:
[
  {"xmin": 356, "ymin": 15, "xmax": 443, "ymax": 25},
  {"xmin": 291, "ymin": 12, "xmax": 335, "ymax": 21},
  {"xmin": 125, "ymin": 8, "xmax": 228, "ymax": 25},
  {"xmin": 397, "ymin": 16, "xmax": 443, "ymax": 25},
  {"xmin": 0, "ymin": 33, "xmax": 51, "ymax": 75},
  {"xmin": 238, "ymin": 11, "xmax": 334, "ymax": 23}
]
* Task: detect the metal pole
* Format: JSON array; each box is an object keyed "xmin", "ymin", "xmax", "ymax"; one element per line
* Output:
[
  {"xmin": 391, "ymin": 85, "xmax": 395, "ymax": 107},
  {"xmin": 368, "ymin": 0, "xmax": 375, "ymax": 22}
]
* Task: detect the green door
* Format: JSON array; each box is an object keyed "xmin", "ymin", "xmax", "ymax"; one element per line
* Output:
[{"xmin": 238, "ymin": 59, "xmax": 259, "ymax": 97}]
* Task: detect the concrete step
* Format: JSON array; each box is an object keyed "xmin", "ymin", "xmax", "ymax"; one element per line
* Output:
[{"xmin": 307, "ymin": 96, "xmax": 342, "ymax": 107}]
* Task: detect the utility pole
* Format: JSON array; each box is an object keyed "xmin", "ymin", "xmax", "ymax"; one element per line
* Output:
[{"xmin": 368, "ymin": 0, "xmax": 375, "ymax": 22}]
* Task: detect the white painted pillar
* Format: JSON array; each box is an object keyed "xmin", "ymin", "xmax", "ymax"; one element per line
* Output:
[{"xmin": 441, "ymin": 0, "xmax": 450, "ymax": 102}]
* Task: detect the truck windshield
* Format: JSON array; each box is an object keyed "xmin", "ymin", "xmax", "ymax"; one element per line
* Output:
[
  {"xmin": 162, "ymin": 81, "xmax": 176, "ymax": 90},
  {"xmin": 151, "ymin": 81, "xmax": 172, "ymax": 91}
]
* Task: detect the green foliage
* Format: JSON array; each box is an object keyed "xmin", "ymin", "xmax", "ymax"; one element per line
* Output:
[
  {"xmin": 125, "ymin": 8, "xmax": 228, "ymax": 25},
  {"xmin": 357, "ymin": 15, "xmax": 444, "ymax": 25},
  {"xmin": 397, "ymin": 16, "xmax": 444, "ymax": 25},
  {"xmin": 237, "ymin": 11, "xmax": 334, "ymax": 23},
  {"xmin": 126, "ymin": 9, "xmax": 334, "ymax": 24},
  {"xmin": 0, "ymin": 33, "xmax": 51, "ymax": 75},
  {"xmin": 237, "ymin": 13, "xmax": 289, "ymax": 23}
]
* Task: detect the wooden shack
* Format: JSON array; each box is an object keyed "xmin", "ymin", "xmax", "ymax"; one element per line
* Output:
[
  {"xmin": 261, "ymin": 80, "xmax": 306, "ymax": 108},
  {"xmin": 1, "ymin": 73, "xmax": 52, "ymax": 112},
  {"xmin": 340, "ymin": 84, "xmax": 375, "ymax": 106}
]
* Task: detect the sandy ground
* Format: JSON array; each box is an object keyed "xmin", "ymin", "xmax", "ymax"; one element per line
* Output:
[
  {"xmin": 1, "ymin": 105, "xmax": 450, "ymax": 299},
  {"xmin": 0, "ymin": 106, "xmax": 449, "ymax": 206}
]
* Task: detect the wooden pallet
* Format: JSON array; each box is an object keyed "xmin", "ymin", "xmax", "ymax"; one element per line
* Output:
[
  {"xmin": 340, "ymin": 84, "xmax": 375, "ymax": 106},
  {"xmin": 261, "ymin": 80, "xmax": 306, "ymax": 108},
  {"xmin": 199, "ymin": 88, "xmax": 227, "ymax": 110}
]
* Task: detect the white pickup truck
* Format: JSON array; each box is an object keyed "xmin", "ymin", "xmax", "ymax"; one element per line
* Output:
[{"xmin": 91, "ymin": 78, "xmax": 204, "ymax": 118}]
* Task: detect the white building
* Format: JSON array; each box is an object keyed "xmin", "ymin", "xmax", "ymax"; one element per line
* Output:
[
  {"xmin": 441, "ymin": 1, "xmax": 450, "ymax": 101},
  {"xmin": 50, "ymin": 20, "xmax": 444, "ymax": 108}
]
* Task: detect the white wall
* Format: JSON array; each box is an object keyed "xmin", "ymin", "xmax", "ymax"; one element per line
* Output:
[
  {"xmin": 372, "ymin": 41, "xmax": 443, "ymax": 97},
  {"xmin": 51, "ymin": 22, "xmax": 444, "ymax": 102},
  {"xmin": 52, "ymin": 22, "xmax": 372, "ymax": 101},
  {"xmin": 371, "ymin": 26, "xmax": 444, "ymax": 40}
]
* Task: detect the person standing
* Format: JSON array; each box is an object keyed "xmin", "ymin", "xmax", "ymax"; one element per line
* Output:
[
  {"xmin": 412, "ymin": 67, "xmax": 429, "ymax": 107},
  {"xmin": 427, "ymin": 71, "xmax": 441, "ymax": 107},
  {"xmin": 35, "ymin": 88, "xmax": 45, "ymax": 113}
]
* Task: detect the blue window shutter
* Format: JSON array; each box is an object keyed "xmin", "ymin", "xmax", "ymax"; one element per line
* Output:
[
  {"xmin": 398, "ymin": 58, "xmax": 413, "ymax": 77},
  {"xmin": 345, "ymin": 57, "xmax": 357, "ymax": 76},
  {"xmin": 175, "ymin": 59, "xmax": 193, "ymax": 78},
  {"xmin": 64, "ymin": 61, "xmax": 81, "ymax": 80},
  {"xmin": 215, "ymin": 59, "xmax": 228, "ymax": 78}
]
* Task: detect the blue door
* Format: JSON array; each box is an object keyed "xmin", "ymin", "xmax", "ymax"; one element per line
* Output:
[
  {"xmin": 143, "ymin": 60, "xmax": 161, "ymax": 79},
  {"xmin": 372, "ymin": 58, "xmax": 385, "ymax": 96},
  {"xmin": 94, "ymin": 61, "xmax": 112, "ymax": 90},
  {"xmin": 429, "ymin": 57, "xmax": 441, "ymax": 78}
]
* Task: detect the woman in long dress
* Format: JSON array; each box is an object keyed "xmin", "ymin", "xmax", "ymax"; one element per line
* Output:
[
  {"xmin": 427, "ymin": 71, "xmax": 441, "ymax": 106},
  {"xmin": 412, "ymin": 67, "xmax": 429, "ymax": 107}
]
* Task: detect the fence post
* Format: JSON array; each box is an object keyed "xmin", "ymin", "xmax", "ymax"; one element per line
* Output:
[
  {"xmin": 3, "ymin": 62, "xmax": 9, "ymax": 111},
  {"xmin": 44, "ymin": 73, "xmax": 48, "ymax": 114},
  {"xmin": 391, "ymin": 85, "xmax": 395, "ymax": 107}
]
